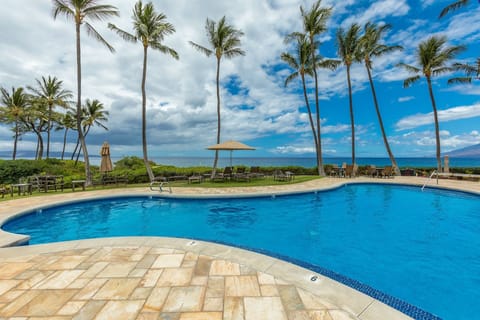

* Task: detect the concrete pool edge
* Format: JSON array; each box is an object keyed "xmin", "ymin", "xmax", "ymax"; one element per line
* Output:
[{"xmin": 0, "ymin": 236, "xmax": 412, "ymax": 320}]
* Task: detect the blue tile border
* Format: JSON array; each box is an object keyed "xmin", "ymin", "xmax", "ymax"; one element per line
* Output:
[{"xmin": 205, "ymin": 238, "xmax": 442, "ymax": 320}]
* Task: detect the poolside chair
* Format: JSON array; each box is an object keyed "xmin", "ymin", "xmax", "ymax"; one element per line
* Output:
[
  {"xmin": 366, "ymin": 165, "xmax": 377, "ymax": 177},
  {"xmin": 329, "ymin": 164, "xmax": 340, "ymax": 177},
  {"xmin": 212, "ymin": 166, "xmax": 233, "ymax": 182},
  {"xmin": 234, "ymin": 167, "xmax": 250, "ymax": 182},
  {"xmin": 0, "ymin": 184, "xmax": 9, "ymax": 198},
  {"xmin": 248, "ymin": 166, "xmax": 264, "ymax": 179},
  {"xmin": 345, "ymin": 164, "xmax": 358, "ymax": 178},
  {"xmin": 381, "ymin": 166, "xmax": 394, "ymax": 178},
  {"xmin": 273, "ymin": 169, "xmax": 289, "ymax": 181}
]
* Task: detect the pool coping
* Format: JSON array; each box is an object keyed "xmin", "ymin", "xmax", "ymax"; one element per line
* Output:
[{"xmin": 1, "ymin": 176, "xmax": 478, "ymax": 319}]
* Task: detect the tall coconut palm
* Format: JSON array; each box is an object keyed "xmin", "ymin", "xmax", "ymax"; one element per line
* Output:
[
  {"xmin": 74, "ymin": 99, "xmax": 109, "ymax": 163},
  {"xmin": 189, "ymin": 16, "xmax": 245, "ymax": 177},
  {"xmin": 439, "ymin": 0, "xmax": 472, "ymax": 17},
  {"xmin": 397, "ymin": 36, "xmax": 465, "ymax": 172},
  {"xmin": 28, "ymin": 75, "xmax": 72, "ymax": 158},
  {"xmin": 0, "ymin": 87, "xmax": 29, "ymax": 160},
  {"xmin": 336, "ymin": 23, "xmax": 362, "ymax": 165},
  {"xmin": 59, "ymin": 109, "xmax": 76, "ymax": 160},
  {"xmin": 300, "ymin": 0, "xmax": 332, "ymax": 176},
  {"xmin": 282, "ymin": 35, "xmax": 318, "ymax": 156},
  {"xmin": 52, "ymin": 0, "xmax": 119, "ymax": 186},
  {"xmin": 359, "ymin": 22, "xmax": 402, "ymax": 176},
  {"xmin": 109, "ymin": 0, "xmax": 178, "ymax": 181},
  {"xmin": 20, "ymin": 98, "xmax": 49, "ymax": 160}
]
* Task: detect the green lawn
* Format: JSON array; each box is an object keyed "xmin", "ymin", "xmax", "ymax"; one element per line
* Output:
[{"xmin": 1, "ymin": 175, "xmax": 322, "ymax": 202}]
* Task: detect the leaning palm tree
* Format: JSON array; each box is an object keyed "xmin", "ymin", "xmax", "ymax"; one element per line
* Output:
[
  {"xmin": 397, "ymin": 36, "xmax": 465, "ymax": 172},
  {"xmin": 189, "ymin": 16, "xmax": 245, "ymax": 177},
  {"xmin": 336, "ymin": 23, "xmax": 362, "ymax": 165},
  {"xmin": 439, "ymin": 0, "xmax": 472, "ymax": 17},
  {"xmin": 0, "ymin": 87, "xmax": 29, "ymax": 160},
  {"xmin": 299, "ymin": 0, "xmax": 332, "ymax": 176},
  {"xmin": 28, "ymin": 75, "xmax": 72, "ymax": 158},
  {"xmin": 109, "ymin": 0, "xmax": 178, "ymax": 182},
  {"xmin": 52, "ymin": 0, "xmax": 119, "ymax": 186},
  {"xmin": 359, "ymin": 23, "xmax": 403, "ymax": 176}
]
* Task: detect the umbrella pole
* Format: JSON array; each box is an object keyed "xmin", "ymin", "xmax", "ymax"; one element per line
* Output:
[{"xmin": 230, "ymin": 151, "xmax": 233, "ymax": 167}]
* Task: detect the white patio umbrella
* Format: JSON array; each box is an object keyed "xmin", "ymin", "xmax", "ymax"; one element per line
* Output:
[{"xmin": 207, "ymin": 140, "xmax": 256, "ymax": 167}]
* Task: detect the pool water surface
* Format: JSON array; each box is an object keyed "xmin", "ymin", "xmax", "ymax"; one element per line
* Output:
[{"xmin": 3, "ymin": 184, "xmax": 479, "ymax": 319}]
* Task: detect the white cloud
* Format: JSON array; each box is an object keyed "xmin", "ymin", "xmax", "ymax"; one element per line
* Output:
[
  {"xmin": 398, "ymin": 96, "xmax": 415, "ymax": 102},
  {"xmin": 271, "ymin": 145, "xmax": 315, "ymax": 155},
  {"xmin": 342, "ymin": 0, "xmax": 410, "ymax": 27},
  {"xmin": 395, "ymin": 104, "xmax": 480, "ymax": 131}
]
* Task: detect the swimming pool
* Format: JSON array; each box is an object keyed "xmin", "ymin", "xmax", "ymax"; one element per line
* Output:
[{"xmin": 2, "ymin": 183, "xmax": 479, "ymax": 319}]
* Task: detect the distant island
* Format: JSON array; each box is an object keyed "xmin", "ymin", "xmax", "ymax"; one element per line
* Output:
[{"xmin": 444, "ymin": 143, "xmax": 480, "ymax": 158}]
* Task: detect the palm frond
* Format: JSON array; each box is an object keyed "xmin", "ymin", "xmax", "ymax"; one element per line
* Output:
[
  {"xmin": 84, "ymin": 22, "xmax": 115, "ymax": 53},
  {"xmin": 83, "ymin": 4, "xmax": 119, "ymax": 21},
  {"xmin": 403, "ymin": 75, "xmax": 421, "ymax": 88},
  {"xmin": 108, "ymin": 23, "xmax": 137, "ymax": 43},
  {"xmin": 189, "ymin": 41, "xmax": 213, "ymax": 57},
  {"xmin": 439, "ymin": 0, "xmax": 470, "ymax": 18},
  {"xmin": 397, "ymin": 63, "xmax": 420, "ymax": 74},
  {"xmin": 317, "ymin": 58, "xmax": 341, "ymax": 71},
  {"xmin": 432, "ymin": 66, "xmax": 454, "ymax": 76},
  {"xmin": 150, "ymin": 42, "xmax": 179, "ymax": 59},
  {"xmin": 448, "ymin": 77, "xmax": 472, "ymax": 84},
  {"xmin": 52, "ymin": 0, "xmax": 74, "ymax": 20},
  {"xmin": 284, "ymin": 72, "xmax": 300, "ymax": 87}
]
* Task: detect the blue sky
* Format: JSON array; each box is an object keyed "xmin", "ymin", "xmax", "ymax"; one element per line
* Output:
[{"xmin": 0, "ymin": 0, "xmax": 479, "ymax": 160}]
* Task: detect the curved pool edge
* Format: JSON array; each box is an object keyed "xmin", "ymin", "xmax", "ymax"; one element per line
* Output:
[
  {"xmin": 1, "ymin": 176, "xmax": 477, "ymax": 318},
  {"xmin": 0, "ymin": 236, "xmax": 413, "ymax": 320}
]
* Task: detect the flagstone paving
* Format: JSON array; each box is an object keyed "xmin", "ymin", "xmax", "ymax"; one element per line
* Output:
[{"xmin": 0, "ymin": 176, "xmax": 478, "ymax": 319}]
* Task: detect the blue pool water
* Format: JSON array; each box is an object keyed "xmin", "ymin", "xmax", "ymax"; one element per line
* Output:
[{"xmin": 3, "ymin": 184, "xmax": 479, "ymax": 319}]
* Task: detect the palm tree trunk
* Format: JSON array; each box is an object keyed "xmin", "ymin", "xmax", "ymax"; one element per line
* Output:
[
  {"xmin": 301, "ymin": 73, "xmax": 320, "ymax": 162},
  {"xmin": 211, "ymin": 56, "xmax": 221, "ymax": 178},
  {"xmin": 76, "ymin": 22, "xmax": 92, "ymax": 185},
  {"xmin": 310, "ymin": 37, "xmax": 325, "ymax": 176},
  {"xmin": 427, "ymin": 76, "xmax": 442, "ymax": 173},
  {"xmin": 13, "ymin": 120, "xmax": 18, "ymax": 160},
  {"xmin": 72, "ymin": 138, "xmax": 80, "ymax": 160},
  {"xmin": 46, "ymin": 103, "xmax": 52, "ymax": 158},
  {"xmin": 62, "ymin": 128, "xmax": 68, "ymax": 160},
  {"xmin": 34, "ymin": 130, "xmax": 44, "ymax": 160},
  {"xmin": 142, "ymin": 45, "xmax": 155, "ymax": 181},
  {"xmin": 76, "ymin": 125, "xmax": 90, "ymax": 164},
  {"xmin": 347, "ymin": 64, "xmax": 355, "ymax": 165},
  {"xmin": 366, "ymin": 65, "xmax": 400, "ymax": 175}
]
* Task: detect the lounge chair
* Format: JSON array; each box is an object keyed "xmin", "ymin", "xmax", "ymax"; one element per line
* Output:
[
  {"xmin": 344, "ymin": 164, "xmax": 358, "ymax": 178},
  {"xmin": 212, "ymin": 166, "xmax": 233, "ymax": 182},
  {"xmin": 248, "ymin": 166, "xmax": 264, "ymax": 179},
  {"xmin": 274, "ymin": 170, "xmax": 294, "ymax": 181},
  {"xmin": 234, "ymin": 167, "xmax": 250, "ymax": 182},
  {"xmin": 366, "ymin": 165, "xmax": 377, "ymax": 177},
  {"xmin": 381, "ymin": 166, "xmax": 394, "ymax": 178}
]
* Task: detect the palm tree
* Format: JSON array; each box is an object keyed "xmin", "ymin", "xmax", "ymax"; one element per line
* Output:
[
  {"xmin": 336, "ymin": 23, "xmax": 362, "ymax": 165},
  {"xmin": 52, "ymin": 0, "xmax": 119, "ymax": 186},
  {"xmin": 189, "ymin": 16, "xmax": 245, "ymax": 177},
  {"xmin": 28, "ymin": 75, "xmax": 72, "ymax": 158},
  {"xmin": 397, "ymin": 36, "xmax": 465, "ymax": 172},
  {"xmin": 0, "ymin": 87, "xmax": 29, "ymax": 160},
  {"xmin": 359, "ymin": 23, "xmax": 402, "ymax": 176},
  {"xmin": 20, "ymin": 98, "xmax": 49, "ymax": 160},
  {"xmin": 109, "ymin": 0, "xmax": 178, "ymax": 182},
  {"xmin": 74, "ymin": 99, "xmax": 109, "ymax": 163},
  {"xmin": 300, "ymin": 0, "xmax": 332, "ymax": 176},
  {"xmin": 439, "ymin": 0, "xmax": 472, "ymax": 17},
  {"xmin": 58, "ymin": 109, "xmax": 76, "ymax": 160},
  {"xmin": 282, "ymin": 35, "xmax": 318, "ymax": 156}
]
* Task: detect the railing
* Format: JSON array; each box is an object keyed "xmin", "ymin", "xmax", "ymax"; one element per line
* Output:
[{"xmin": 421, "ymin": 170, "xmax": 438, "ymax": 191}]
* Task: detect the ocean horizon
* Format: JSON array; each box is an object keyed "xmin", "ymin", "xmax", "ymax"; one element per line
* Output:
[{"xmin": 3, "ymin": 155, "xmax": 479, "ymax": 168}]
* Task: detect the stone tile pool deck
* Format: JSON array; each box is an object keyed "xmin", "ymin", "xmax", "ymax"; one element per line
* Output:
[{"xmin": 0, "ymin": 177, "xmax": 478, "ymax": 319}]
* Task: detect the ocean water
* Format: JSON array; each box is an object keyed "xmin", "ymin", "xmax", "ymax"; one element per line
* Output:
[
  {"xmin": 2, "ymin": 155, "xmax": 479, "ymax": 168},
  {"xmin": 105, "ymin": 156, "xmax": 480, "ymax": 168}
]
